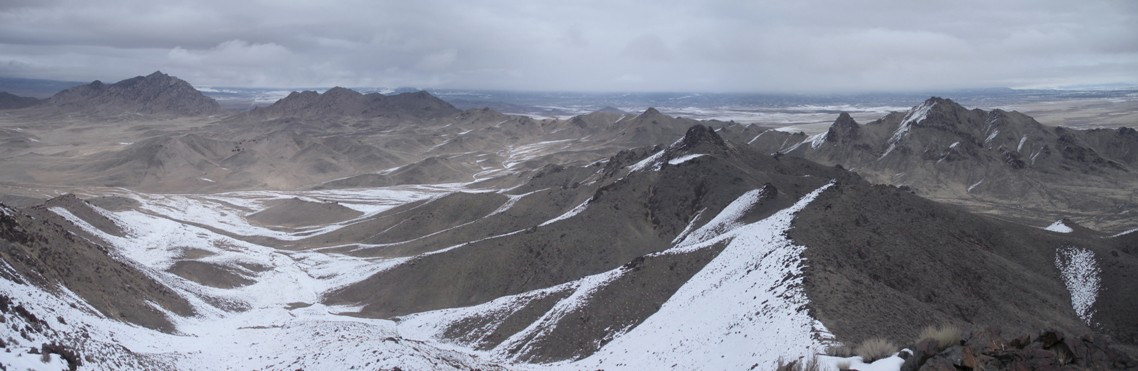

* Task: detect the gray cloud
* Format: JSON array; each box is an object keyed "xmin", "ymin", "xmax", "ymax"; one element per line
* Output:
[{"xmin": 0, "ymin": 0, "xmax": 1135, "ymax": 92}]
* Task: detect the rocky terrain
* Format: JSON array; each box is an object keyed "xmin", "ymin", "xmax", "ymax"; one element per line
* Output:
[
  {"xmin": 739, "ymin": 97, "xmax": 1138, "ymax": 233},
  {"xmin": 0, "ymin": 72, "xmax": 1135, "ymax": 370}
]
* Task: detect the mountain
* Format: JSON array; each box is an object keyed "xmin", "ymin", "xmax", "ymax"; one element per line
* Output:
[
  {"xmin": 318, "ymin": 125, "xmax": 1137, "ymax": 366},
  {"xmin": 252, "ymin": 87, "xmax": 459, "ymax": 118},
  {"xmin": 0, "ymin": 116, "xmax": 1135, "ymax": 369},
  {"xmin": 44, "ymin": 71, "xmax": 220, "ymax": 116},
  {"xmin": 742, "ymin": 97, "xmax": 1138, "ymax": 232},
  {"xmin": 0, "ymin": 92, "xmax": 41, "ymax": 109}
]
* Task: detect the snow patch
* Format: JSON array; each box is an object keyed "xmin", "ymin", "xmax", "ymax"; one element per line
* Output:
[
  {"xmin": 627, "ymin": 150, "xmax": 665, "ymax": 172},
  {"xmin": 539, "ymin": 199, "xmax": 590, "ymax": 226},
  {"xmin": 819, "ymin": 351, "xmax": 910, "ymax": 371},
  {"xmin": 1017, "ymin": 136, "xmax": 1027, "ymax": 152},
  {"xmin": 967, "ymin": 179, "xmax": 983, "ymax": 192},
  {"xmin": 1045, "ymin": 220, "xmax": 1073, "ymax": 233},
  {"xmin": 984, "ymin": 129, "xmax": 1000, "ymax": 146},
  {"xmin": 880, "ymin": 101, "xmax": 936, "ymax": 160},
  {"xmin": 672, "ymin": 187, "xmax": 769, "ymax": 249},
  {"xmin": 1054, "ymin": 247, "xmax": 1101, "ymax": 326},
  {"xmin": 747, "ymin": 131, "xmax": 768, "ymax": 144},
  {"xmin": 572, "ymin": 182, "xmax": 837, "ymax": 370},
  {"xmin": 781, "ymin": 131, "xmax": 827, "ymax": 153},
  {"xmin": 1112, "ymin": 228, "xmax": 1138, "ymax": 238},
  {"xmin": 667, "ymin": 154, "xmax": 705, "ymax": 165}
]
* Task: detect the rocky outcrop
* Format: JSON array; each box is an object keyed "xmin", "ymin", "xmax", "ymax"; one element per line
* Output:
[{"xmin": 902, "ymin": 328, "xmax": 1136, "ymax": 370}]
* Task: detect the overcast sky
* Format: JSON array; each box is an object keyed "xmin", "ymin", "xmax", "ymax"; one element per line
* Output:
[{"xmin": 1, "ymin": 0, "xmax": 1135, "ymax": 92}]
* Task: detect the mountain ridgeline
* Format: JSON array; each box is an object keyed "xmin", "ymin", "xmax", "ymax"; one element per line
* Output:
[{"xmin": 251, "ymin": 87, "xmax": 460, "ymax": 118}]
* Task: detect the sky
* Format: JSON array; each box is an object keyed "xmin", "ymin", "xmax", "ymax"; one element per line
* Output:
[{"xmin": 0, "ymin": 0, "xmax": 1136, "ymax": 93}]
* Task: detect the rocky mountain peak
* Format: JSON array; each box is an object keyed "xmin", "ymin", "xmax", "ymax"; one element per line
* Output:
[
  {"xmin": 638, "ymin": 107, "xmax": 664, "ymax": 119},
  {"xmin": 594, "ymin": 106, "xmax": 626, "ymax": 115},
  {"xmin": 673, "ymin": 124, "xmax": 728, "ymax": 153},
  {"xmin": 322, "ymin": 86, "xmax": 361, "ymax": 98},
  {"xmin": 45, "ymin": 71, "xmax": 219, "ymax": 116},
  {"xmin": 825, "ymin": 112, "xmax": 860, "ymax": 143}
]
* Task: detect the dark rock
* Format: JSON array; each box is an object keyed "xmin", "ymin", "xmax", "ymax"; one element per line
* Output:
[
  {"xmin": 918, "ymin": 357, "xmax": 955, "ymax": 371},
  {"xmin": 960, "ymin": 346, "xmax": 978, "ymax": 370},
  {"xmin": 1038, "ymin": 329, "xmax": 1064, "ymax": 348},
  {"xmin": 676, "ymin": 124, "xmax": 726, "ymax": 150},
  {"xmin": 825, "ymin": 112, "xmax": 860, "ymax": 143},
  {"xmin": 1009, "ymin": 334, "xmax": 1032, "ymax": 349}
]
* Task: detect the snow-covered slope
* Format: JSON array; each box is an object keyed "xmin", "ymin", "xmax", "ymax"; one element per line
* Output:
[
  {"xmin": 6, "ymin": 180, "xmax": 841, "ymax": 369},
  {"xmin": 396, "ymin": 182, "xmax": 838, "ymax": 369}
]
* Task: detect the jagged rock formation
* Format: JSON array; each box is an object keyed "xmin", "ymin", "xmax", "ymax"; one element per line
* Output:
[
  {"xmin": 43, "ymin": 71, "xmax": 220, "ymax": 116},
  {"xmin": 901, "ymin": 328, "xmax": 1135, "ymax": 370}
]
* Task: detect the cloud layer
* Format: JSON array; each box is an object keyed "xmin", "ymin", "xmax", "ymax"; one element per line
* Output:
[{"xmin": 1, "ymin": 0, "xmax": 1135, "ymax": 92}]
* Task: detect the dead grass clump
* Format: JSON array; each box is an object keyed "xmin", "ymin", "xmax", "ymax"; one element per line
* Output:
[
  {"xmin": 855, "ymin": 337, "xmax": 897, "ymax": 363},
  {"xmin": 824, "ymin": 344, "xmax": 853, "ymax": 357},
  {"xmin": 775, "ymin": 355, "xmax": 821, "ymax": 371},
  {"xmin": 917, "ymin": 323, "xmax": 963, "ymax": 350}
]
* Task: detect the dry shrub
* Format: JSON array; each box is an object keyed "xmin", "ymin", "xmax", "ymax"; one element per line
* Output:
[
  {"xmin": 917, "ymin": 323, "xmax": 963, "ymax": 350},
  {"xmin": 824, "ymin": 344, "xmax": 853, "ymax": 357},
  {"xmin": 776, "ymin": 355, "xmax": 820, "ymax": 371},
  {"xmin": 855, "ymin": 337, "xmax": 897, "ymax": 363}
]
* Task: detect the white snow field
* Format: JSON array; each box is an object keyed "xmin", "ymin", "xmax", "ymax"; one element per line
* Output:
[
  {"xmin": 1045, "ymin": 219, "xmax": 1074, "ymax": 233},
  {"xmin": 1054, "ymin": 246, "xmax": 1101, "ymax": 326},
  {"xmin": 1, "ymin": 182, "xmax": 862, "ymax": 370}
]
